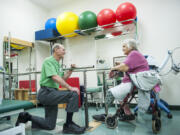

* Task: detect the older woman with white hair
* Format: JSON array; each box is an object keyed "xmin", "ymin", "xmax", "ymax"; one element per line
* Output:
[{"xmin": 93, "ymin": 39, "xmax": 149, "ymax": 121}]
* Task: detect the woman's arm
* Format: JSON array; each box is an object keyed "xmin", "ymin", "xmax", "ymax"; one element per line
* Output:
[{"xmin": 111, "ymin": 63, "xmax": 129, "ymax": 72}]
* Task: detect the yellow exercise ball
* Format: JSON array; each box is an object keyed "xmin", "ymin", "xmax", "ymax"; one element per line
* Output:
[
  {"xmin": 11, "ymin": 44, "xmax": 25, "ymax": 50},
  {"xmin": 56, "ymin": 12, "xmax": 79, "ymax": 37}
]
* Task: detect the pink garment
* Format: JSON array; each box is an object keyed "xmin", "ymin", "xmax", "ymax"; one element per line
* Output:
[
  {"xmin": 154, "ymin": 84, "xmax": 161, "ymax": 92},
  {"xmin": 122, "ymin": 50, "xmax": 149, "ymax": 83}
]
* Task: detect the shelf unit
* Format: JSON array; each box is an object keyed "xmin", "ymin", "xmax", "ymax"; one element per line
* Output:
[{"xmin": 3, "ymin": 33, "xmax": 35, "ymax": 101}]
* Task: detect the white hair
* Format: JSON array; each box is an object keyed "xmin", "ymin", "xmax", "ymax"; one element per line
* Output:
[
  {"xmin": 52, "ymin": 43, "xmax": 64, "ymax": 53},
  {"xmin": 122, "ymin": 39, "xmax": 139, "ymax": 51}
]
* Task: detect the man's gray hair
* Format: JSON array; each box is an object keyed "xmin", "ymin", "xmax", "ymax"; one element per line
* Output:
[
  {"xmin": 122, "ymin": 39, "xmax": 139, "ymax": 51},
  {"xmin": 52, "ymin": 43, "xmax": 63, "ymax": 53}
]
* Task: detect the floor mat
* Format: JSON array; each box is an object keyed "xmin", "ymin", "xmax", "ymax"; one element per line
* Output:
[{"xmin": 87, "ymin": 120, "xmax": 102, "ymax": 132}]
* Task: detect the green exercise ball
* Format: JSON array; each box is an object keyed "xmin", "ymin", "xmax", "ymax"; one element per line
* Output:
[{"xmin": 78, "ymin": 11, "xmax": 97, "ymax": 32}]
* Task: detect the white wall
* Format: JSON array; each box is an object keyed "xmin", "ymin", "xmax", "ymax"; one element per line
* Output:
[
  {"xmin": 35, "ymin": 41, "xmax": 51, "ymax": 90},
  {"xmin": 48, "ymin": 0, "xmax": 180, "ymax": 105},
  {"xmin": 1, "ymin": 0, "xmax": 180, "ymax": 105},
  {"xmin": 63, "ymin": 35, "xmax": 97, "ymax": 87},
  {"xmin": 0, "ymin": 0, "xmax": 49, "ymax": 98}
]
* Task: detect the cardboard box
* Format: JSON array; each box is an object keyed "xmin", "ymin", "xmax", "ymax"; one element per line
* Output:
[
  {"xmin": 58, "ymin": 88, "xmax": 67, "ymax": 108},
  {"xmin": 14, "ymin": 89, "xmax": 37, "ymax": 101}
]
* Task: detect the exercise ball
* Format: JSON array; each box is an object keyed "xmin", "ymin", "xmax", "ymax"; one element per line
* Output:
[
  {"xmin": 111, "ymin": 31, "xmax": 122, "ymax": 36},
  {"xmin": 116, "ymin": 2, "xmax": 137, "ymax": 24},
  {"xmin": 45, "ymin": 18, "xmax": 58, "ymax": 33},
  {"xmin": 97, "ymin": 9, "xmax": 116, "ymax": 29},
  {"xmin": 56, "ymin": 12, "xmax": 79, "ymax": 37},
  {"xmin": 78, "ymin": 11, "xmax": 97, "ymax": 32},
  {"xmin": 11, "ymin": 44, "xmax": 25, "ymax": 50},
  {"xmin": 135, "ymin": 17, "xmax": 137, "ymax": 22}
]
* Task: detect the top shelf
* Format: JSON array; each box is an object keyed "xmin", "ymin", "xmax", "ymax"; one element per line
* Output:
[
  {"xmin": 4, "ymin": 36, "xmax": 34, "ymax": 48},
  {"xmin": 38, "ymin": 19, "xmax": 137, "ymax": 42}
]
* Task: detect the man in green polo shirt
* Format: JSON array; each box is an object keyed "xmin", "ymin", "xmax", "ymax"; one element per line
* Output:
[{"xmin": 16, "ymin": 43, "xmax": 85, "ymax": 134}]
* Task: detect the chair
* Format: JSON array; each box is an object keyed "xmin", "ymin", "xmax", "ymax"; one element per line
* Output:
[{"xmin": 86, "ymin": 76, "xmax": 103, "ymax": 111}]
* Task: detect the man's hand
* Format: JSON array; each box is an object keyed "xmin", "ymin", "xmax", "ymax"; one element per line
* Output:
[
  {"xmin": 69, "ymin": 64, "xmax": 76, "ymax": 71},
  {"xmin": 71, "ymin": 64, "xmax": 76, "ymax": 68},
  {"xmin": 69, "ymin": 87, "xmax": 80, "ymax": 95}
]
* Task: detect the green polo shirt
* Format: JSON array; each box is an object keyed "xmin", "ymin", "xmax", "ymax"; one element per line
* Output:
[{"xmin": 40, "ymin": 56, "xmax": 64, "ymax": 89}]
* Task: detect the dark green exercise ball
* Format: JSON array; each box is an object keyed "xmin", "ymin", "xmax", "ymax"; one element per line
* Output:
[{"xmin": 78, "ymin": 11, "xmax": 97, "ymax": 32}]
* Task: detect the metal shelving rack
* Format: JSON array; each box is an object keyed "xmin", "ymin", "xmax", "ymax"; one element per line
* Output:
[
  {"xmin": 3, "ymin": 33, "xmax": 34, "ymax": 100},
  {"xmin": 38, "ymin": 19, "xmax": 137, "ymax": 42}
]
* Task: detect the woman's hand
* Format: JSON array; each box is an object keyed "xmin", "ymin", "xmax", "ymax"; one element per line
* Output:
[
  {"xmin": 109, "ymin": 70, "xmax": 116, "ymax": 78},
  {"xmin": 115, "ymin": 62, "xmax": 121, "ymax": 66}
]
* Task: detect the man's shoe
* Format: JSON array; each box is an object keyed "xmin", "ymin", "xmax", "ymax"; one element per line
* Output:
[
  {"xmin": 71, "ymin": 121, "xmax": 86, "ymax": 131},
  {"xmin": 15, "ymin": 112, "xmax": 31, "ymax": 126},
  {"xmin": 63, "ymin": 123, "xmax": 85, "ymax": 134},
  {"xmin": 92, "ymin": 114, "xmax": 107, "ymax": 122}
]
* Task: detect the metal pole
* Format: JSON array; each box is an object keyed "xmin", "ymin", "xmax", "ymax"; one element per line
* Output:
[
  {"xmin": 3, "ymin": 42, "xmax": 5, "ymax": 99},
  {"xmin": 3, "ymin": 71, "xmax": 5, "ymax": 99},
  {"xmin": 134, "ymin": 19, "xmax": 138, "ymax": 40},
  {"xmin": 102, "ymin": 71, "xmax": 106, "ymax": 98},
  {"xmin": 83, "ymin": 71, "xmax": 89, "ymax": 129},
  {"xmin": 34, "ymin": 42, "xmax": 38, "ymax": 100},
  {"xmin": 50, "ymin": 42, "xmax": 53, "ymax": 55},
  {"xmin": 8, "ymin": 32, "xmax": 12, "ymax": 99},
  {"xmin": 16, "ymin": 51, "xmax": 19, "ymax": 89},
  {"xmin": 102, "ymin": 71, "xmax": 108, "ymax": 114},
  {"xmin": 29, "ymin": 47, "xmax": 32, "ymax": 100}
]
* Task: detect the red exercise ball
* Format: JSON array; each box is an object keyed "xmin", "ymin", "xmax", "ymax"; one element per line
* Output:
[
  {"xmin": 111, "ymin": 31, "xmax": 122, "ymax": 36},
  {"xmin": 97, "ymin": 9, "xmax": 116, "ymax": 29},
  {"xmin": 116, "ymin": 2, "xmax": 137, "ymax": 24}
]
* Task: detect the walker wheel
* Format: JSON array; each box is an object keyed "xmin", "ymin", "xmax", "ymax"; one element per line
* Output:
[
  {"xmin": 167, "ymin": 113, "xmax": 173, "ymax": 119},
  {"xmin": 105, "ymin": 114, "xmax": 118, "ymax": 129},
  {"xmin": 134, "ymin": 112, "xmax": 138, "ymax": 116},
  {"xmin": 157, "ymin": 109, "xmax": 161, "ymax": 118},
  {"xmin": 7, "ymin": 116, "xmax": 11, "ymax": 120},
  {"xmin": 152, "ymin": 118, "xmax": 161, "ymax": 134}
]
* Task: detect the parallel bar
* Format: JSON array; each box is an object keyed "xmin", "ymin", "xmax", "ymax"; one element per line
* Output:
[
  {"xmin": 72, "ymin": 67, "xmax": 111, "ymax": 72},
  {"xmin": 64, "ymin": 65, "xmax": 95, "ymax": 71},
  {"xmin": 6, "ymin": 67, "xmax": 111, "ymax": 76}
]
